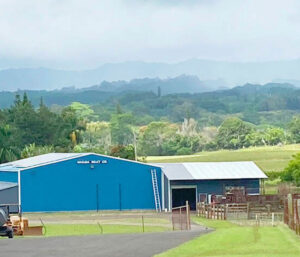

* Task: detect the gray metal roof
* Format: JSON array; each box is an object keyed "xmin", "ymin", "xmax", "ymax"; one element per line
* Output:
[
  {"xmin": 0, "ymin": 182, "xmax": 18, "ymax": 191},
  {"xmin": 155, "ymin": 161, "xmax": 267, "ymax": 180}
]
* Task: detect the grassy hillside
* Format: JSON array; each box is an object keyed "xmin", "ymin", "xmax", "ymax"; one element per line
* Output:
[{"xmin": 147, "ymin": 144, "xmax": 300, "ymax": 172}]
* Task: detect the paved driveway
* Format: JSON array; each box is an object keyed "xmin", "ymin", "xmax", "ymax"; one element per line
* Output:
[{"xmin": 0, "ymin": 228, "xmax": 211, "ymax": 257}]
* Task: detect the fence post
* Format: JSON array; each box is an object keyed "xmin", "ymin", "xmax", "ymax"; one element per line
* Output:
[
  {"xmin": 247, "ymin": 202, "xmax": 250, "ymax": 220},
  {"xmin": 206, "ymin": 205, "xmax": 208, "ymax": 219},
  {"xmin": 172, "ymin": 211, "xmax": 175, "ymax": 231},
  {"xmin": 271, "ymin": 212, "xmax": 275, "ymax": 227},
  {"xmin": 142, "ymin": 215, "xmax": 145, "ymax": 233},
  {"xmin": 186, "ymin": 201, "xmax": 190, "ymax": 230},
  {"xmin": 179, "ymin": 208, "xmax": 182, "ymax": 230}
]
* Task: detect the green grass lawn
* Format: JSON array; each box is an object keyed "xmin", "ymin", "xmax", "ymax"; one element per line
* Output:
[
  {"xmin": 43, "ymin": 224, "xmax": 170, "ymax": 237},
  {"xmin": 148, "ymin": 144, "xmax": 300, "ymax": 172},
  {"xmin": 156, "ymin": 217, "xmax": 300, "ymax": 257}
]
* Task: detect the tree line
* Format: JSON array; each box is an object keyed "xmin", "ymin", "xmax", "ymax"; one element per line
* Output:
[
  {"xmin": 0, "ymin": 94, "xmax": 83, "ymax": 163},
  {"xmin": 1, "ymin": 93, "xmax": 299, "ymax": 165}
]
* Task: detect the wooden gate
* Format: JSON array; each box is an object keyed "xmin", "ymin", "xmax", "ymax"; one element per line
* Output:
[{"xmin": 171, "ymin": 201, "xmax": 191, "ymax": 230}]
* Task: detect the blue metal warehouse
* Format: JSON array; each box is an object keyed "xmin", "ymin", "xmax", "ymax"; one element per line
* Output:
[{"xmin": 0, "ymin": 153, "xmax": 267, "ymax": 212}]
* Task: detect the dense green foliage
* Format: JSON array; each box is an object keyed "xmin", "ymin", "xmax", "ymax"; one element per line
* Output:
[
  {"xmin": 89, "ymin": 83, "xmax": 300, "ymax": 128},
  {"xmin": 289, "ymin": 116, "xmax": 300, "ymax": 143},
  {"xmin": 281, "ymin": 153, "xmax": 300, "ymax": 186},
  {"xmin": 216, "ymin": 118, "xmax": 253, "ymax": 149},
  {"xmin": 0, "ymin": 83, "xmax": 299, "ymax": 128},
  {"xmin": 0, "ymin": 93, "xmax": 83, "ymax": 162}
]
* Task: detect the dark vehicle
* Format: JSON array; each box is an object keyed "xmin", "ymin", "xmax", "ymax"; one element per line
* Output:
[{"xmin": 0, "ymin": 208, "xmax": 13, "ymax": 238}]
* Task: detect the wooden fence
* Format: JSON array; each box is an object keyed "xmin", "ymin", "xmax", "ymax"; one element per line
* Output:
[
  {"xmin": 284, "ymin": 194, "xmax": 300, "ymax": 235},
  {"xmin": 197, "ymin": 203, "xmax": 249, "ymax": 220},
  {"xmin": 197, "ymin": 201, "xmax": 283, "ymax": 222},
  {"xmin": 172, "ymin": 201, "xmax": 191, "ymax": 230}
]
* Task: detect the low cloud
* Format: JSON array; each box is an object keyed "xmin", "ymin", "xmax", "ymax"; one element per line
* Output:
[{"xmin": 0, "ymin": 0, "xmax": 299, "ymax": 69}]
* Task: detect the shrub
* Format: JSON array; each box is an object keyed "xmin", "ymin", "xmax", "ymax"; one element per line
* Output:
[{"xmin": 176, "ymin": 147, "xmax": 192, "ymax": 155}]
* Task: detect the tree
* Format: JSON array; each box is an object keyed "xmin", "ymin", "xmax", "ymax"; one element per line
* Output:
[
  {"xmin": 110, "ymin": 113, "xmax": 134, "ymax": 145},
  {"xmin": 201, "ymin": 126, "xmax": 218, "ymax": 143},
  {"xmin": 281, "ymin": 153, "xmax": 300, "ymax": 186},
  {"xmin": 264, "ymin": 127, "xmax": 286, "ymax": 145},
  {"xmin": 0, "ymin": 124, "xmax": 18, "ymax": 163},
  {"xmin": 245, "ymin": 130, "xmax": 266, "ymax": 147},
  {"xmin": 157, "ymin": 86, "xmax": 161, "ymax": 97},
  {"xmin": 8, "ymin": 93, "xmax": 40, "ymax": 147},
  {"xmin": 289, "ymin": 116, "xmax": 300, "ymax": 143},
  {"xmin": 216, "ymin": 117, "xmax": 253, "ymax": 149},
  {"xmin": 69, "ymin": 102, "xmax": 96, "ymax": 121},
  {"xmin": 110, "ymin": 145, "xmax": 135, "ymax": 160},
  {"xmin": 139, "ymin": 122, "xmax": 178, "ymax": 156},
  {"xmin": 60, "ymin": 105, "xmax": 86, "ymax": 148},
  {"xmin": 179, "ymin": 118, "xmax": 198, "ymax": 137},
  {"xmin": 79, "ymin": 121, "xmax": 111, "ymax": 154},
  {"xmin": 37, "ymin": 98, "xmax": 62, "ymax": 146}
]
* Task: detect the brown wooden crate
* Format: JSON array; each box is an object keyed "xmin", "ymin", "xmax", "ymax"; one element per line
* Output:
[{"xmin": 23, "ymin": 226, "xmax": 43, "ymax": 236}]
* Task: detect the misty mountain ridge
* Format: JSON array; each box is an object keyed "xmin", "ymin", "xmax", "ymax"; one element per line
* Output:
[
  {"xmin": 0, "ymin": 81, "xmax": 298, "ymax": 110},
  {"xmin": 1, "ymin": 59, "xmax": 300, "ymax": 91},
  {"xmin": 85, "ymin": 75, "xmax": 212, "ymax": 95}
]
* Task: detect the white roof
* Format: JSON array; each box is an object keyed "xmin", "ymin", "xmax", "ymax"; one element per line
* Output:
[
  {"xmin": 0, "ymin": 153, "xmax": 159, "ymax": 172},
  {"xmin": 156, "ymin": 161, "xmax": 267, "ymax": 180},
  {"xmin": 0, "ymin": 153, "xmax": 87, "ymax": 171}
]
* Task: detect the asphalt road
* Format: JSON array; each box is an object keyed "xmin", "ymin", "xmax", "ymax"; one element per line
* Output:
[{"xmin": 0, "ymin": 228, "xmax": 211, "ymax": 257}]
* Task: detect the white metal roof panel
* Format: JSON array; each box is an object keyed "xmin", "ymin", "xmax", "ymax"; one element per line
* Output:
[
  {"xmin": 183, "ymin": 162, "xmax": 267, "ymax": 180},
  {"xmin": 0, "ymin": 153, "xmax": 87, "ymax": 170},
  {"xmin": 158, "ymin": 161, "xmax": 267, "ymax": 180},
  {"xmin": 0, "ymin": 153, "xmax": 160, "ymax": 172}
]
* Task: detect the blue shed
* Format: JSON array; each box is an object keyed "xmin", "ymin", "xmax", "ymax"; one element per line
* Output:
[
  {"xmin": 0, "ymin": 154, "xmax": 267, "ymax": 213},
  {"xmin": 0, "ymin": 153, "xmax": 163, "ymax": 212}
]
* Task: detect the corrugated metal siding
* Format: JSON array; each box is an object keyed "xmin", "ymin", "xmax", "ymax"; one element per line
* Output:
[
  {"xmin": 0, "ymin": 171, "xmax": 18, "ymax": 183},
  {"xmin": 0, "ymin": 185, "xmax": 18, "ymax": 206},
  {"xmin": 164, "ymin": 178, "xmax": 260, "ymax": 209},
  {"xmin": 170, "ymin": 179, "xmax": 260, "ymax": 195},
  {"xmin": 20, "ymin": 154, "xmax": 162, "ymax": 212}
]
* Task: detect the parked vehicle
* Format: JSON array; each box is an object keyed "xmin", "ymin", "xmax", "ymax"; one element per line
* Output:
[{"xmin": 0, "ymin": 208, "xmax": 13, "ymax": 238}]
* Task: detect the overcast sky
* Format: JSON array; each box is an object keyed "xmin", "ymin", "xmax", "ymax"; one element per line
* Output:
[{"xmin": 0, "ymin": 0, "xmax": 300, "ymax": 69}]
